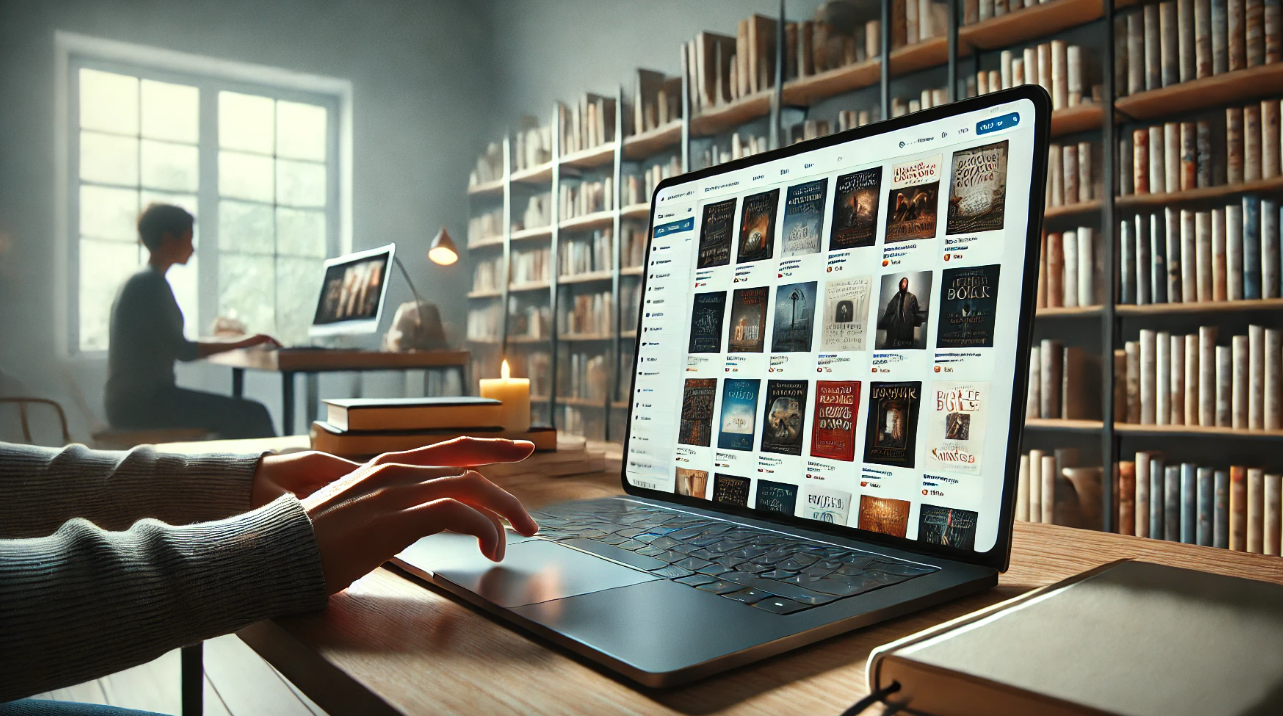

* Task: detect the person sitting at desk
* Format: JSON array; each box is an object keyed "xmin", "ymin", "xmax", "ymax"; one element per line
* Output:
[{"xmin": 106, "ymin": 204, "xmax": 278, "ymax": 439}]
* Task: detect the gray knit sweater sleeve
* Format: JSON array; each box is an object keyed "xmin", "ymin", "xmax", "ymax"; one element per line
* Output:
[{"xmin": 0, "ymin": 442, "xmax": 329, "ymax": 702}]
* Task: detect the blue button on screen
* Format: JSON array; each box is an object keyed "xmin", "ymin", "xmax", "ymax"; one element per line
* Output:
[{"xmin": 976, "ymin": 112, "xmax": 1020, "ymax": 136}]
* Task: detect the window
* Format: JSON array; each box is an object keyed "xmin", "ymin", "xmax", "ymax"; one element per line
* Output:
[{"xmin": 69, "ymin": 54, "xmax": 342, "ymax": 352}]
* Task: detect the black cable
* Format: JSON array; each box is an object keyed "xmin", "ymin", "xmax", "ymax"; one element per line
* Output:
[{"xmin": 840, "ymin": 681, "xmax": 902, "ymax": 716}]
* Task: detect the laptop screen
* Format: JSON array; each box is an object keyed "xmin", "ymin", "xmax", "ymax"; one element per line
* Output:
[
  {"xmin": 310, "ymin": 244, "xmax": 395, "ymax": 336},
  {"xmin": 624, "ymin": 91, "xmax": 1045, "ymax": 560}
]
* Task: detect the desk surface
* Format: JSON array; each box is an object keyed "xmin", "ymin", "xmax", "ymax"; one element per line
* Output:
[
  {"xmin": 207, "ymin": 347, "xmax": 469, "ymax": 373},
  {"xmin": 214, "ymin": 445, "xmax": 1283, "ymax": 716}
]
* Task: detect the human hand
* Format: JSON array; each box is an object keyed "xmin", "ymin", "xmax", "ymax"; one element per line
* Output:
[{"xmin": 242, "ymin": 333, "xmax": 281, "ymax": 349}]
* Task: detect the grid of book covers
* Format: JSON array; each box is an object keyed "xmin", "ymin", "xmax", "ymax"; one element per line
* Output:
[{"xmin": 633, "ymin": 108, "xmax": 1035, "ymax": 555}]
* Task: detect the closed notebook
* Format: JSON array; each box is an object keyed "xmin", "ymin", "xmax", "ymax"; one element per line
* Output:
[
  {"xmin": 867, "ymin": 560, "xmax": 1283, "ymax": 716},
  {"xmin": 324, "ymin": 397, "xmax": 503, "ymax": 431}
]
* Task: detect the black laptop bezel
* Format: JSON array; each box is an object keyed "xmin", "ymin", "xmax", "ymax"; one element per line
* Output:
[{"xmin": 618, "ymin": 86, "xmax": 1051, "ymax": 573}]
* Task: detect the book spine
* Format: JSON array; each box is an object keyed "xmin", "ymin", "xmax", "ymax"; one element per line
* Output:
[
  {"xmin": 1150, "ymin": 126, "xmax": 1168, "ymax": 195},
  {"xmin": 1038, "ymin": 43, "xmax": 1053, "ymax": 96},
  {"xmin": 1158, "ymin": 331, "xmax": 1172, "ymax": 424},
  {"xmin": 1268, "ymin": 473, "xmax": 1283, "ymax": 556},
  {"xmin": 1180, "ymin": 122, "xmax": 1197, "ymax": 191},
  {"xmin": 1227, "ymin": 107, "xmax": 1245, "ymax": 185},
  {"xmin": 1164, "ymin": 122, "xmax": 1181, "ymax": 194},
  {"xmin": 1133, "ymin": 128, "xmax": 1149, "ymax": 194},
  {"xmin": 1137, "ymin": 215, "xmax": 1152, "ymax": 305},
  {"xmin": 1151, "ymin": 456, "xmax": 1167, "ymax": 538},
  {"xmin": 1146, "ymin": 4, "xmax": 1163, "ymax": 90},
  {"xmin": 1248, "ymin": 467, "xmax": 1266, "ymax": 552},
  {"xmin": 1263, "ymin": 198, "xmax": 1280, "ymax": 298},
  {"xmin": 1047, "ymin": 232, "xmax": 1064, "ymax": 307},
  {"xmin": 1213, "ymin": 207, "xmax": 1229, "ymax": 300},
  {"xmin": 1245, "ymin": 104, "xmax": 1263, "ymax": 182},
  {"xmin": 1227, "ymin": 203, "xmax": 1245, "ymax": 299},
  {"xmin": 1215, "ymin": 468, "xmax": 1231, "ymax": 548},
  {"xmin": 1121, "ymin": 220, "xmax": 1137, "ymax": 303},
  {"xmin": 1267, "ymin": 328, "xmax": 1282, "ymax": 429},
  {"xmin": 1079, "ymin": 141, "xmax": 1093, "ymax": 203},
  {"xmin": 1121, "ymin": 133, "xmax": 1135, "ymax": 196},
  {"xmin": 1186, "ymin": 333, "xmax": 1201, "ymax": 423},
  {"xmin": 1233, "ymin": 333, "xmax": 1250, "ymax": 428},
  {"xmin": 1231, "ymin": 0, "xmax": 1248, "ymax": 69},
  {"xmin": 1198, "ymin": 466, "xmax": 1216, "ymax": 546},
  {"xmin": 1199, "ymin": 326, "xmax": 1218, "ymax": 426},
  {"xmin": 1028, "ymin": 345, "xmax": 1042, "ymax": 419},
  {"xmin": 1197, "ymin": 0, "xmax": 1214, "ymax": 77},
  {"xmin": 1247, "ymin": 0, "xmax": 1265, "ymax": 66},
  {"xmin": 1182, "ymin": 463, "xmax": 1198, "ymax": 544},
  {"xmin": 1264, "ymin": 101, "xmax": 1281, "ymax": 179},
  {"xmin": 1165, "ymin": 464, "xmax": 1182, "ymax": 541},
  {"xmin": 1268, "ymin": 0, "xmax": 1283, "ymax": 62},
  {"xmin": 1029, "ymin": 449, "xmax": 1043, "ymax": 524},
  {"xmin": 1048, "ymin": 144, "xmax": 1063, "ymax": 207},
  {"xmin": 1042, "ymin": 455, "xmax": 1056, "ymax": 525},
  {"xmin": 1182, "ymin": 209, "xmax": 1198, "ymax": 302},
  {"xmin": 1152, "ymin": 214, "xmax": 1169, "ymax": 304},
  {"xmin": 1063, "ymin": 145, "xmax": 1079, "ymax": 207},
  {"xmin": 1126, "ymin": 340, "xmax": 1141, "ymax": 423},
  {"xmin": 1116, "ymin": 17, "xmax": 1130, "ymax": 95},
  {"xmin": 1171, "ymin": 334, "xmax": 1187, "ymax": 424},
  {"xmin": 1244, "ymin": 196, "xmax": 1262, "ymax": 299},
  {"xmin": 1051, "ymin": 40, "xmax": 1068, "ymax": 110},
  {"xmin": 1167, "ymin": 208, "xmax": 1184, "ymax": 301},
  {"xmin": 1196, "ymin": 120, "xmax": 1213, "ymax": 188},
  {"xmin": 1042, "ymin": 339, "xmax": 1064, "ymax": 419},
  {"xmin": 1128, "ymin": 12, "xmax": 1146, "ymax": 94},
  {"xmin": 1037, "ymin": 232, "xmax": 1048, "ymax": 308},
  {"xmin": 1214, "ymin": 0, "xmax": 1231, "ymax": 73},
  {"xmin": 1115, "ymin": 350, "xmax": 1129, "ymax": 423},
  {"xmin": 980, "ymin": 0, "xmax": 994, "ymax": 20},
  {"xmin": 1163, "ymin": 0, "xmax": 1181, "ymax": 86},
  {"xmin": 1117, "ymin": 462, "xmax": 1134, "ymax": 535},
  {"xmin": 1197, "ymin": 211, "xmax": 1214, "ymax": 302},
  {"xmin": 1217, "ymin": 344, "xmax": 1233, "ymax": 426},
  {"xmin": 1136, "ymin": 453, "xmax": 1152, "ymax": 538},
  {"xmin": 1067, "ymin": 45, "xmax": 1083, "ymax": 105},
  {"xmin": 1024, "ymin": 45, "xmax": 1039, "ymax": 91},
  {"xmin": 1180, "ymin": 0, "xmax": 1198, "ymax": 81},
  {"xmin": 1079, "ymin": 227, "xmax": 1096, "ymax": 306},
  {"xmin": 1064, "ymin": 230, "xmax": 1079, "ymax": 307},
  {"xmin": 1250, "ymin": 323, "xmax": 1266, "ymax": 429},
  {"xmin": 1141, "ymin": 329, "xmax": 1158, "ymax": 424}
]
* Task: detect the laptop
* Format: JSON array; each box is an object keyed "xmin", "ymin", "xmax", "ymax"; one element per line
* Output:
[
  {"xmin": 273, "ymin": 243, "xmax": 396, "ymax": 349},
  {"xmin": 394, "ymin": 86, "xmax": 1051, "ymax": 687}
]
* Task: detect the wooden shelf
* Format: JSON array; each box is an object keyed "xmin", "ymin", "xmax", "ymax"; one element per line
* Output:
[
  {"xmin": 559, "ymin": 396, "xmax": 608, "ymax": 408},
  {"xmin": 690, "ymin": 92, "xmax": 771, "ymax": 137},
  {"xmin": 1115, "ymin": 63, "xmax": 1283, "ymax": 121},
  {"xmin": 1037, "ymin": 305, "xmax": 1103, "ymax": 317},
  {"xmin": 560, "ymin": 211, "xmax": 615, "ymax": 232},
  {"xmin": 1024, "ymin": 418, "xmax": 1104, "ymax": 432},
  {"xmin": 620, "ymin": 203, "xmax": 650, "ymax": 220},
  {"xmin": 560, "ymin": 333, "xmax": 613, "ymax": 342},
  {"xmin": 510, "ymin": 226, "xmax": 552, "ymax": 242},
  {"xmin": 1115, "ymin": 176, "xmax": 1283, "ymax": 211},
  {"xmin": 511, "ymin": 162, "xmax": 553, "ymax": 184},
  {"xmin": 1115, "ymin": 423, "xmax": 1283, "ymax": 440},
  {"xmin": 1043, "ymin": 198, "xmax": 1101, "ymax": 221},
  {"xmin": 466, "ymin": 236, "xmax": 505, "ymax": 250},
  {"xmin": 466, "ymin": 179, "xmax": 504, "ymax": 197},
  {"xmin": 782, "ymin": 58, "xmax": 880, "ymax": 106},
  {"xmin": 507, "ymin": 335, "xmax": 550, "ymax": 344},
  {"xmin": 888, "ymin": 36, "xmax": 955, "ymax": 78},
  {"xmin": 507, "ymin": 282, "xmax": 550, "ymax": 293},
  {"xmin": 1050, "ymin": 103, "xmax": 1102, "ymax": 137},
  {"xmin": 623, "ymin": 121, "xmax": 681, "ymax": 159},
  {"xmin": 467, "ymin": 289, "xmax": 501, "ymax": 299},
  {"xmin": 560, "ymin": 142, "xmax": 616, "ymax": 169},
  {"xmin": 611, "ymin": 401, "xmax": 629, "ymax": 410},
  {"xmin": 960, "ymin": 0, "xmax": 1105, "ymax": 50},
  {"xmin": 466, "ymin": 337, "xmax": 500, "ymax": 345},
  {"xmin": 620, "ymin": 330, "xmax": 637, "ymax": 339},
  {"xmin": 1115, "ymin": 297, "xmax": 1283, "ymax": 316},
  {"xmin": 558, "ymin": 270, "xmax": 614, "ymax": 285},
  {"xmin": 620, "ymin": 266, "xmax": 644, "ymax": 277}
]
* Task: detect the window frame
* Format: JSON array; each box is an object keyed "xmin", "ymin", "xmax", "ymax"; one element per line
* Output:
[{"xmin": 54, "ymin": 31, "xmax": 353, "ymax": 356}]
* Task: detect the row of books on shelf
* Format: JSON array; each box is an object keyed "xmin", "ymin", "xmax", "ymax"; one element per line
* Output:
[
  {"xmin": 1117, "ymin": 0, "xmax": 1282, "ymax": 99},
  {"xmin": 1120, "ymin": 98, "xmax": 1282, "ymax": 196},
  {"xmin": 1117, "ymin": 198, "xmax": 1282, "ymax": 305},
  {"xmin": 1027, "ymin": 340, "xmax": 1101, "ymax": 420},
  {"xmin": 469, "ymin": 142, "xmax": 504, "ymax": 187},
  {"xmin": 561, "ymin": 178, "xmax": 613, "ymax": 220},
  {"xmin": 509, "ymin": 305, "xmax": 552, "ymax": 341},
  {"xmin": 466, "ymin": 303, "xmax": 502, "ymax": 341},
  {"xmin": 471, "ymin": 255, "xmax": 503, "ymax": 294},
  {"xmin": 1119, "ymin": 456, "xmax": 1283, "ymax": 555},
  {"xmin": 1116, "ymin": 325, "xmax": 1283, "ymax": 431},
  {"xmin": 1039, "ymin": 227, "xmax": 1103, "ymax": 309},
  {"xmin": 979, "ymin": 41, "xmax": 1096, "ymax": 113},
  {"xmin": 560, "ymin": 352, "xmax": 610, "ymax": 402},
  {"xmin": 963, "ymin": 0, "xmax": 1057, "ymax": 25},
  {"xmin": 514, "ymin": 116, "xmax": 553, "ymax": 173},
  {"xmin": 633, "ymin": 69, "xmax": 682, "ymax": 136},
  {"xmin": 525, "ymin": 352, "xmax": 552, "ymax": 399},
  {"xmin": 560, "ymin": 230, "xmax": 612, "ymax": 277},
  {"xmin": 1046, "ymin": 142, "xmax": 1098, "ymax": 209},
  {"xmin": 558, "ymin": 291, "xmax": 613, "ymax": 337},
  {"xmin": 1015, "ymin": 449, "xmax": 1105, "ymax": 530},
  {"xmin": 467, "ymin": 206, "xmax": 504, "ymax": 245},
  {"xmin": 558, "ymin": 94, "xmax": 616, "ymax": 156},
  {"xmin": 634, "ymin": 157, "xmax": 681, "ymax": 205},
  {"xmin": 517, "ymin": 193, "xmax": 551, "ymax": 233},
  {"xmin": 703, "ymin": 133, "xmax": 769, "ymax": 168},
  {"xmin": 511, "ymin": 247, "xmax": 551, "ymax": 285}
]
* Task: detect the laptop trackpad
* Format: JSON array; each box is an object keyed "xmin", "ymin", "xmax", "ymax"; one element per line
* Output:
[{"xmin": 431, "ymin": 539, "xmax": 660, "ymax": 608}]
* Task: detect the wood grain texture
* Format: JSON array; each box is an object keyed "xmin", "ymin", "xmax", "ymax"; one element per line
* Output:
[{"xmin": 207, "ymin": 349, "xmax": 470, "ymax": 373}]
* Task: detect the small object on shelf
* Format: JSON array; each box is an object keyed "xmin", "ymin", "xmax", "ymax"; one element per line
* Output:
[{"xmin": 480, "ymin": 360, "xmax": 532, "ymax": 434}]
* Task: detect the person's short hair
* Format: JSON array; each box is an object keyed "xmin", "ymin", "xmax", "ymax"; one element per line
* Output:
[{"xmin": 137, "ymin": 203, "xmax": 194, "ymax": 252}]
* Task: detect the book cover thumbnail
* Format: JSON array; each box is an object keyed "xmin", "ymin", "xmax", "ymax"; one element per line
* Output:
[
  {"xmin": 804, "ymin": 486, "xmax": 853, "ymax": 524},
  {"xmin": 830, "ymin": 167, "xmax": 883, "ymax": 250},
  {"xmin": 771, "ymin": 281, "xmax": 817, "ymax": 352},
  {"xmin": 937, "ymin": 264, "xmax": 1000, "ymax": 349},
  {"xmin": 875, "ymin": 271, "xmax": 933, "ymax": 350},
  {"xmin": 675, "ymin": 467, "xmax": 709, "ymax": 499},
  {"xmin": 946, "ymin": 140, "xmax": 1009, "ymax": 235},
  {"xmin": 717, "ymin": 378, "xmax": 761, "ymax": 451},
  {"xmin": 697, "ymin": 198, "xmax": 736, "ymax": 268},
  {"xmin": 821, "ymin": 275, "xmax": 873, "ymax": 352},
  {"xmin": 728, "ymin": 286, "xmax": 770, "ymax": 353},
  {"xmin": 754, "ymin": 479, "xmax": 800, "ymax": 516},
  {"xmin": 864, "ymin": 381, "xmax": 923, "ymax": 468},
  {"xmin": 858, "ymin": 495, "xmax": 912, "ymax": 538},
  {"xmin": 736, "ymin": 189, "xmax": 780, "ymax": 263},
  {"xmin": 712, "ymin": 473, "xmax": 751, "ymax": 507},
  {"xmin": 811, "ymin": 380, "xmax": 861, "ymax": 462},
  {"xmin": 781, "ymin": 178, "xmax": 828, "ymax": 257},
  {"xmin": 924, "ymin": 381, "xmax": 989, "ymax": 476},
  {"xmin": 885, "ymin": 155, "xmax": 942, "ymax": 243},
  {"xmin": 760, "ymin": 379, "xmax": 809, "ymax": 456},
  {"xmin": 679, "ymin": 378, "xmax": 718, "ymax": 447},
  {"xmin": 917, "ymin": 504, "xmax": 979, "ymax": 550},
  {"xmin": 687, "ymin": 291, "xmax": 727, "ymax": 354}
]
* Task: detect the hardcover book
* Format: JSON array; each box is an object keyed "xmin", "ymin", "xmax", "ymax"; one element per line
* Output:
[
  {"xmin": 858, "ymin": 495, "xmax": 912, "ymax": 537},
  {"xmin": 924, "ymin": 381, "xmax": 989, "ymax": 476},
  {"xmin": 885, "ymin": 155, "xmax": 942, "ymax": 243},
  {"xmin": 864, "ymin": 380, "xmax": 923, "ymax": 468},
  {"xmin": 686, "ymin": 291, "xmax": 727, "ymax": 354},
  {"xmin": 917, "ymin": 504, "xmax": 979, "ymax": 550},
  {"xmin": 697, "ymin": 198, "xmax": 736, "ymax": 268},
  {"xmin": 754, "ymin": 479, "xmax": 800, "ymax": 515},
  {"xmin": 936, "ymin": 264, "xmax": 1000, "ymax": 349},
  {"xmin": 675, "ymin": 467, "xmax": 709, "ymax": 499},
  {"xmin": 712, "ymin": 473, "xmax": 751, "ymax": 507},
  {"xmin": 760, "ymin": 379, "xmax": 809, "ymax": 456},
  {"xmin": 829, "ymin": 167, "xmax": 883, "ymax": 250},
  {"xmin": 811, "ymin": 380, "xmax": 860, "ymax": 461},
  {"xmin": 803, "ymin": 486, "xmax": 852, "ymax": 524},
  {"xmin": 736, "ymin": 189, "xmax": 780, "ymax": 263},
  {"xmin": 679, "ymin": 378, "xmax": 718, "ymax": 447},
  {"xmin": 875, "ymin": 271, "xmax": 933, "ymax": 350},
  {"xmin": 717, "ymin": 378, "xmax": 761, "ymax": 451},
  {"xmin": 780, "ymin": 178, "xmax": 828, "ymax": 257},
  {"xmin": 771, "ymin": 281, "xmax": 818, "ymax": 352},
  {"xmin": 946, "ymin": 140, "xmax": 1009, "ymax": 234},
  {"xmin": 820, "ymin": 275, "xmax": 873, "ymax": 352},
  {"xmin": 728, "ymin": 286, "xmax": 770, "ymax": 353}
]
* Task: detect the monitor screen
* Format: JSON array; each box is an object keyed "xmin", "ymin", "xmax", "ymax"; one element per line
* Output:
[
  {"xmin": 311, "ymin": 244, "xmax": 395, "ymax": 335},
  {"xmin": 624, "ymin": 94, "xmax": 1043, "ymax": 558}
]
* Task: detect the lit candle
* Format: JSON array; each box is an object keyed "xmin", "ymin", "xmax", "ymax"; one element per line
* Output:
[{"xmin": 479, "ymin": 359, "xmax": 530, "ymax": 434}]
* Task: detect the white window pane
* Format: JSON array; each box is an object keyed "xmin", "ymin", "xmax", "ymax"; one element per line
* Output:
[
  {"xmin": 220, "ymin": 200, "xmax": 274, "ymax": 254},
  {"xmin": 79, "ymin": 238, "xmax": 144, "ymax": 351},
  {"xmin": 276, "ymin": 101, "xmax": 327, "ymax": 161},
  {"xmin": 276, "ymin": 208, "xmax": 326, "ymax": 257},
  {"xmin": 276, "ymin": 257, "xmax": 324, "ymax": 345},
  {"xmin": 79, "ymin": 69, "xmax": 138, "ymax": 135},
  {"xmin": 168, "ymin": 256, "xmax": 200, "ymax": 340},
  {"xmin": 80, "ymin": 131, "xmax": 139, "ymax": 186},
  {"xmin": 141, "ymin": 139, "xmax": 199, "ymax": 192},
  {"xmin": 80, "ymin": 185, "xmax": 139, "ymax": 241},
  {"xmin": 276, "ymin": 159, "xmax": 326, "ymax": 207},
  {"xmin": 219, "ymin": 151, "xmax": 273, "ymax": 202},
  {"xmin": 219, "ymin": 91, "xmax": 274, "ymax": 154},
  {"xmin": 141, "ymin": 79, "xmax": 198, "ymax": 143},
  {"xmin": 219, "ymin": 253, "xmax": 276, "ymax": 335}
]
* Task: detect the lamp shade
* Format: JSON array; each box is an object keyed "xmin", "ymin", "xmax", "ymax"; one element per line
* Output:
[{"xmin": 428, "ymin": 226, "xmax": 458, "ymax": 265}]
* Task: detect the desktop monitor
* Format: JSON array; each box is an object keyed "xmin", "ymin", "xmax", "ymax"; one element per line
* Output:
[{"xmin": 309, "ymin": 243, "xmax": 396, "ymax": 337}]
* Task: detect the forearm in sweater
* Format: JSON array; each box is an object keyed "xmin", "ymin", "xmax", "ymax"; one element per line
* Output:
[
  {"xmin": 0, "ymin": 442, "xmax": 261, "ymax": 538},
  {"xmin": 0, "ymin": 495, "xmax": 328, "ymax": 701}
]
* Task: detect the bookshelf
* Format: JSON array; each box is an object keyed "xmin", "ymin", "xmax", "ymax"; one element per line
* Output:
[{"xmin": 463, "ymin": 0, "xmax": 1283, "ymax": 548}]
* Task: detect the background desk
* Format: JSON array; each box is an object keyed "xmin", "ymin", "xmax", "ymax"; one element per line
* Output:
[{"xmin": 207, "ymin": 349, "xmax": 469, "ymax": 436}]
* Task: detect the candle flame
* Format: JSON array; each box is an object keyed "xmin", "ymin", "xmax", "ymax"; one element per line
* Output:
[{"xmin": 501, "ymin": 359, "xmax": 510, "ymax": 380}]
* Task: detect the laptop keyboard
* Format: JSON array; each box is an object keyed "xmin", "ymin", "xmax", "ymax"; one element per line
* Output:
[{"xmin": 527, "ymin": 500, "xmax": 938, "ymax": 615}]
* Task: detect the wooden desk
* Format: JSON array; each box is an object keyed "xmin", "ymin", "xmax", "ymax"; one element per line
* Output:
[
  {"xmin": 202, "ymin": 451, "xmax": 1283, "ymax": 716},
  {"xmin": 207, "ymin": 349, "xmax": 469, "ymax": 435}
]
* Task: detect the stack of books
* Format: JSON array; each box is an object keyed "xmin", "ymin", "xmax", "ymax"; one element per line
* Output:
[{"xmin": 310, "ymin": 397, "xmax": 556, "ymax": 458}]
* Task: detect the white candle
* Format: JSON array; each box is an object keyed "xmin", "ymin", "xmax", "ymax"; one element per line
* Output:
[{"xmin": 479, "ymin": 360, "xmax": 530, "ymax": 434}]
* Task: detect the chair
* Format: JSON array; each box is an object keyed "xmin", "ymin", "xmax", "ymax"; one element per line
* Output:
[{"xmin": 0, "ymin": 397, "xmax": 72, "ymax": 445}]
